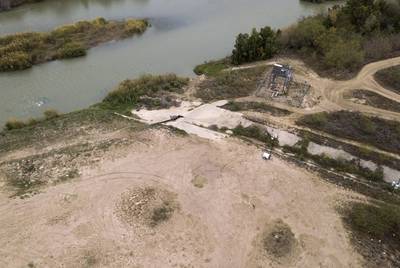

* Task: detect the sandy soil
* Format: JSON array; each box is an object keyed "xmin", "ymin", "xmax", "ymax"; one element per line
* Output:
[{"xmin": 0, "ymin": 128, "xmax": 363, "ymax": 267}]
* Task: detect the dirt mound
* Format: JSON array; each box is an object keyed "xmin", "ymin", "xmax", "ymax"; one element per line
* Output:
[
  {"xmin": 263, "ymin": 219, "xmax": 297, "ymax": 259},
  {"xmin": 247, "ymin": 219, "xmax": 301, "ymax": 267},
  {"xmin": 115, "ymin": 186, "xmax": 179, "ymax": 228}
]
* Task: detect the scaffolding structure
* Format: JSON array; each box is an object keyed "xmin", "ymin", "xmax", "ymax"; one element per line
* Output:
[{"xmin": 267, "ymin": 64, "xmax": 293, "ymax": 96}]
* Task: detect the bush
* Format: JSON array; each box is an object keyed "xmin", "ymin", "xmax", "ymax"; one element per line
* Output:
[
  {"xmin": 323, "ymin": 37, "xmax": 365, "ymax": 69},
  {"xmin": 43, "ymin": 109, "xmax": 60, "ymax": 119},
  {"xmin": 375, "ymin": 66, "xmax": 400, "ymax": 93},
  {"xmin": 57, "ymin": 42, "xmax": 86, "ymax": 59},
  {"xmin": 5, "ymin": 119, "xmax": 27, "ymax": 130},
  {"xmin": 231, "ymin": 26, "xmax": 280, "ymax": 65},
  {"xmin": 345, "ymin": 202, "xmax": 400, "ymax": 243},
  {"xmin": 232, "ymin": 124, "xmax": 278, "ymax": 147},
  {"xmin": 123, "ymin": 19, "xmax": 148, "ymax": 36},
  {"xmin": 0, "ymin": 51, "xmax": 32, "ymax": 71},
  {"xmin": 221, "ymin": 101, "xmax": 291, "ymax": 116}
]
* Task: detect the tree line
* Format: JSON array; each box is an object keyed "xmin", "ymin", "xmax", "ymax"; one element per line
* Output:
[{"xmin": 231, "ymin": 0, "xmax": 400, "ymax": 72}]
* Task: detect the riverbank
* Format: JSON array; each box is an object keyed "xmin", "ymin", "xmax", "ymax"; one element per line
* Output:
[
  {"xmin": 1, "ymin": 68, "xmax": 400, "ymax": 267},
  {"xmin": 0, "ymin": 17, "xmax": 148, "ymax": 72}
]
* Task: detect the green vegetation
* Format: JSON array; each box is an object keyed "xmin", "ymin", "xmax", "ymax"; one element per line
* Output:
[
  {"xmin": 194, "ymin": 58, "xmax": 230, "ymax": 76},
  {"xmin": 297, "ymin": 111, "xmax": 400, "ymax": 155},
  {"xmin": 282, "ymin": 0, "xmax": 400, "ymax": 75},
  {"xmin": 43, "ymin": 109, "xmax": 60, "ymax": 120},
  {"xmin": 346, "ymin": 89, "xmax": 400, "ymax": 113},
  {"xmin": 231, "ymin": 26, "xmax": 280, "ymax": 65},
  {"xmin": 221, "ymin": 101, "xmax": 291, "ymax": 116},
  {"xmin": 345, "ymin": 202, "xmax": 400, "ymax": 241},
  {"xmin": 195, "ymin": 66, "xmax": 267, "ymax": 101},
  {"xmin": 4, "ymin": 109, "xmax": 60, "ymax": 131},
  {"xmin": 375, "ymin": 65, "xmax": 400, "ymax": 94},
  {"xmin": 223, "ymin": 0, "xmax": 400, "ymax": 78},
  {"xmin": 0, "ymin": 17, "xmax": 148, "ymax": 71},
  {"xmin": 232, "ymin": 124, "xmax": 278, "ymax": 148},
  {"xmin": 103, "ymin": 74, "xmax": 188, "ymax": 112},
  {"xmin": 343, "ymin": 201, "xmax": 400, "ymax": 267},
  {"xmin": 56, "ymin": 42, "xmax": 86, "ymax": 58}
]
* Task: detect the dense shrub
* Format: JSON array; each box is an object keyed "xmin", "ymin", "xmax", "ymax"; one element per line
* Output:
[
  {"xmin": 5, "ymin": 119, "xmax": 27, "ymax": 130},
  {"xmin": 375, "ymin": 65, "xmax": 400, "ymax": 93},
  {"xmin": 345, "ymin": 202, "xmax": 400, "ymax": 244},
  {"xmin": 123, "ymin": 19, "xmax": 149, "ymax": 36},
  {"xmin": 0, "ymin": 51, "xmax": 32, "ymax": 71},
  {"xmin": 231, "ymin": 26, "xmax": 280, "ymax": 65},
  {"xmin": 57, "ymin": 42, "xmax": 86, "ymax": 59},
  {"xmin": 43, "ymin": 109, "xmax": 60, "ymax": 119},
  {"xmin": 221, "ymin": 101, "xmax": 291, "ymax": 116},
  {"xmin": 232, "ymin": 124, "xmax": 278, "ymax": 147}
]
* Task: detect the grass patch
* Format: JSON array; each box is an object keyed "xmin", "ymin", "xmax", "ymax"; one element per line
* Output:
[
  {"xmin": 345, "ymin": 89, "xmax": 400, "ymax": 113},
  {"xmin": 0, "ymin": 106, "xmax": 145, "ymax": 155},
  {"xmin": 375, "ymin": 65, "xmax": 400, "ymax": 94},
  {"xmin": 195, "ymin": 66, "xmax": 268, "ymax": 101},
  {"xmin": 342, "ymin": 201, "xmax": 400, "ymax": 267},
  {"xmin": 345, "ymin": 202, "xmax": 400, "ymax": 241},
  {"xmin": 232, "ymin": 124, "xmax": 278, "ymax": 148},
  {"xmin": 103, "ymin": 74, "xmax": 188, "ymax": 111},
  {"xmin": 297, "ymin": 111, "xmax": 400, "ymax": 155},
  {"xmin": 191, "ymin": 176, "xmax": 207, "ymax": 188},
  {"xmin": 0, "ymin": 17, "xmax": 148, "ymax": 71},
  {"xmin": 193, "ymin": 58, "xmax": 230, "ymax": 76},
  {"xmin": 221, "ymin": 101, "xmax": 291, "ymax": 116},
  {"xmin": 4, "ymin": 109, "xmax": 60, "ymax": 131}
]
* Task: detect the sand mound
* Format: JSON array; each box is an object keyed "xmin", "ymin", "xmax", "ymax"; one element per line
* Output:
[
  {"xmin": 263, "ymin": 219, "xmax": 298, "ymax": 259},
  {"xmin": 115, "ymin": 186, "xmax": 178, "ymax": 228}
]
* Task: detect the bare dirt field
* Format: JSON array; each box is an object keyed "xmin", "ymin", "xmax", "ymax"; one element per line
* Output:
[{"xmin": 0, "ymin": 128, "xmax": 363, "ymax": 267}]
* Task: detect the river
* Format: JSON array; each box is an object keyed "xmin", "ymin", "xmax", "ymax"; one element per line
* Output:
[{"xmin": 0, "ymin": 0, "xmax": 340, "ymax": 125}]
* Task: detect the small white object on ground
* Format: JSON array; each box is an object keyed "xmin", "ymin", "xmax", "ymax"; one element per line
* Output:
[
  {"xmin": 262, "ymin": 152, "xmax": 271, "ymax": 160},
  {"xmin": 392, "ymin": 179, "xmax": 400, "ymax": 190}
]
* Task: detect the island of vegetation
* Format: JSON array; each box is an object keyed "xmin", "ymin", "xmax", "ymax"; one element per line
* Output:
[{"xmin": 0, "ymin": 17, "xmax": 149, "ymax": 72}]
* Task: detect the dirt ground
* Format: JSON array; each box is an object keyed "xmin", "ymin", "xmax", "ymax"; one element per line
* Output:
[{"xmin": 0, "ymin": 128, "xmax": 363, "ymax": 267}]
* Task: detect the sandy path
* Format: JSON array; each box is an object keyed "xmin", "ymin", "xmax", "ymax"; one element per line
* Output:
[{"xmin": 0, "ymin": 129, "xmax": 362, "ymax": 267}]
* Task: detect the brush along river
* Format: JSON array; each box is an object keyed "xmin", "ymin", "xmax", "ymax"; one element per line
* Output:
[{"xmin": 0, "ymin": 0, "xmax": 340, "ymax": 126}]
